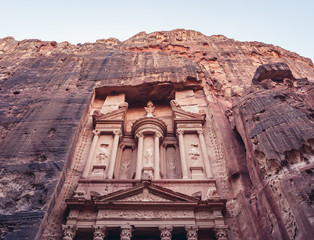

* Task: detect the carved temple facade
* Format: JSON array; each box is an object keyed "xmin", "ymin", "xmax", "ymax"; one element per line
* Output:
[{"xmin": 62, "ymin": 85, "xmax": 228, "ymax": 240}]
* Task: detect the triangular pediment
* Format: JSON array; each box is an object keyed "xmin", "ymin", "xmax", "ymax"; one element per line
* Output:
[{"xmin": 93, "ymin": 182, "xmax": 199, "ymax": 204}]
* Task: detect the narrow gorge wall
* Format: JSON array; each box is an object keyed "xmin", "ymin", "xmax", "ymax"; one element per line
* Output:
[{"xmin": 0, "ymin": 29, "xmax": 313, "ymax": 239}]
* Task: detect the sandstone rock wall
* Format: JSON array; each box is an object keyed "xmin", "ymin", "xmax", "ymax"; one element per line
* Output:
[{"xmin": 0, "ymin": 30, "xmax": 313, "ymax": 239}]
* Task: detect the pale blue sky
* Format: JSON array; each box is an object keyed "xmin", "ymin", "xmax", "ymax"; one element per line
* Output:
[{"xmin": 1, "ymin": 0, "xmax": 313, "ymax": 60}]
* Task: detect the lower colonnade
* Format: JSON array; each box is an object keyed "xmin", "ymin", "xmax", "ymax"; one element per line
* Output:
[{"xmin": 62, "ymin": 224, "xmax": 228, "ymax": 240}]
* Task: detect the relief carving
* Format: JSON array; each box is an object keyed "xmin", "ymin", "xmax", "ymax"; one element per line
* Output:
[
  {"xmin": 120, "ymin": 189, "xmax": 171, "ymax": 202},
  {"xmin": 98, "ymin": 209, "xmax": 193, "ymax": 219},
  {"xmin": 96, "ymin": 144, "xmax": 110, "ymax": 165},
  {"xmin": 188, "ymin": 144, "xmax": 201, "ymax": 165},
  {"xmin": 167, "ymin": 147, "xmax": 177, "ymax": 178},
  {"xmin": 120, "ymin": 160, "xmax": 131, "ymax": 179},
  {"xmin": 195, "ymin": 210, "xmax": 211, "ymax": 219}
]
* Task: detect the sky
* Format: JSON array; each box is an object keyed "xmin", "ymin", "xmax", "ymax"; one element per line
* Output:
[{"xmin": 1, "ymin": 0, "xmax": 313, "ymax": 61}]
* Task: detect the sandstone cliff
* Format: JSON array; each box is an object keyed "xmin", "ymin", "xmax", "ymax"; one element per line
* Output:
[{"xmin": 0, "ymin": 29, "xmax": 313, "ymax": 239}]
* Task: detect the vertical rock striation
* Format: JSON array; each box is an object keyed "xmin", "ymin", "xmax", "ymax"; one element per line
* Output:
[{"xmin": 0, "ymin": 30, "xmax": 313, "ymax": 239}]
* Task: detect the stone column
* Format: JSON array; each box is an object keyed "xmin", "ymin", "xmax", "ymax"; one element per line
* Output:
[
  {"xmin": 62, "ymin": 225, "xmax": 77, "ymax": 240},
  {"xmin": 93, "ymin": 225, "xmax": 106, "ymax": 240},
  {"xmin": 177, "ymin": 130, "xmax": 188, "ymax": 179},
  {"xmin": 82, "ymin": 130, "xmax": 100, "ymax": 178},
  {"xmin": 159, "ymin": 226, "xmax": 173, "ymax": 240},
  {"xmin": 197, "ymin": 129, "xmax": 213, "ymax": 178},
  {"xmin": 214, "ymin": 227, "xmax": 228, "ymax": 240},
  {"xmin": 107, "ymin": 130, "xmax": 121, "ymax": 179},
  {"xmin": 120, "ymin": 225, "xmax": 133, "ymax": 240},
  {"xmin": 135, "ymin": 132, "xmax": 144, "ymax": 179},
  {"xmin": 154, "ymin": 132, "xmax": 161, "ymax": 179},
  {"xmin": 185, "ymin": 225, "xmax": 198, "ymax": 240}
]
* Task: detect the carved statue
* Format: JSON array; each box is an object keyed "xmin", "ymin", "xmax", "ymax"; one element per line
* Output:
[
  {"xmin": 144, "ymin": 101, "xmax": 155, "ymax": 117},
  {"xmin": 118, "ymin": 102, "xmax": 128, "ymax": 109},
  {"xmin": 72, "ymin": 189, "xmax": 86, "ymax": 199},
  {"xmin": 143, "ymin": 146, "xmax": 153, "ymax": 167},
  {"xmin": 206, "ymin": 185, "xmax": 218, "ymax": 199},
  {"xmin": 96, "ymin": 144, "xmax": 110, "ymax": 166},
  {"xmin": 170, "ymin": 99, "xmax": 181, "ymax": 109}
]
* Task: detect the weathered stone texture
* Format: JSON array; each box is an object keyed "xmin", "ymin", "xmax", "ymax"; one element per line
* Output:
[
  {"xmin": 231, "ymin": 62, "xmax": 314, "ymax": 239},
  {"xmin": 0, "ymin": 30, "xmax": 313, "ymax": 239}
]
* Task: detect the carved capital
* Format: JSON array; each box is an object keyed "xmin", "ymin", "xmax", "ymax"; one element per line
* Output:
[
  {"xmin": 197, "ymin": 129, "xmax": 204, "ymax": 136},
  {"xmin": 159, "ymin": 226, "xmax": 173, "ymax": 240},
  {"xmin": 136, "ymin": 132, "xmax": 144, "ymax": 138},
  {"xmin": 113, "ymin": 129, "xmax": 122, "ymax": 136},
  {"xmin": 93, "ymin": 130, "xmax": 101, "ymax": 136},
  {"xmin": 185, "ymin": 225, "xmax": 198, "ymax": 240},
  {"xmin": 92, "ymin": 225, "xmax": 106, "ymax": 240},
  {"xmin": 120, "ymin": 225, "xmax": 133, "ymax": 240},
  {"xmin": 176, "ymin": 129, "xmax": 184, "ymax": 136},
  {"xmin": 214, "ymin": 227, "xmax": 228, "ymax": 240},
  {"xmin": 62, "ymin": 225, "xmax": 77, "ymax": 240},
  {"xmin": 155, "ymin": 131, "xmax": 163, "ymax": 138}
]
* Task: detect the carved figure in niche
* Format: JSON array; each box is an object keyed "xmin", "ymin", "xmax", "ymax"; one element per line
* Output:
[
  {"xmin": 188, "ymin": 144, "xmax": 200, "ymax": 165},
  {"xmin": 144, "ymin": 146, "xmax": 153, "ymax": 167},
  {"xmin": 144, "ymin": 101, "xmax": 155, "ymax": 117},
  {"xmin": 96, "ymin": 144, "xmax": 110, "ymax": 166},
  {"xmin": 120, "ymin": 160, "xmax": 131, "ymax": 179}
]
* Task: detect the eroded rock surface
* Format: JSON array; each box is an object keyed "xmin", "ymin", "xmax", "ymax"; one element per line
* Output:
[
  {"xmin": 231, "ymin": 62, "xmax": 314, "ymax": 239},
  {"xmin": 0, "ymin": 30, "xmax": 313, "ymax": 239}
]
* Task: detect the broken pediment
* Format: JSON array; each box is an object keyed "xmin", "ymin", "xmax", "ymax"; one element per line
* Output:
[
  {"xmin": 170, "ymin": 100, "xmax": 205, "ymax": 122},
  {"xmin": 92, "ymin": 102, "xmax": 128, "ymax": 128},
  {"xmin": 93, "ymin": 182, "xmax": 199, "ymax": 204}
]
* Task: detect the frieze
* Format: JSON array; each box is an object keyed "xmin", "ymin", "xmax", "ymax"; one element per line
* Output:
[
  {"xmin": 195, "ymin": 211, "xmax": 213, "ymax": 220},
  {"xmin": 177, "ymin": 123, "xmax": 202, "ymax": 129},
  {"xmin": 136, "ymin": 124, "xmax": 164, "ymax": 134},
  {"xmin": 96, "ymin": 124, "xmax": 121, "ymax": 130},
  {"xmin": 97, "ymin": 209, "xmax": 194, "ymax": 220}
]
